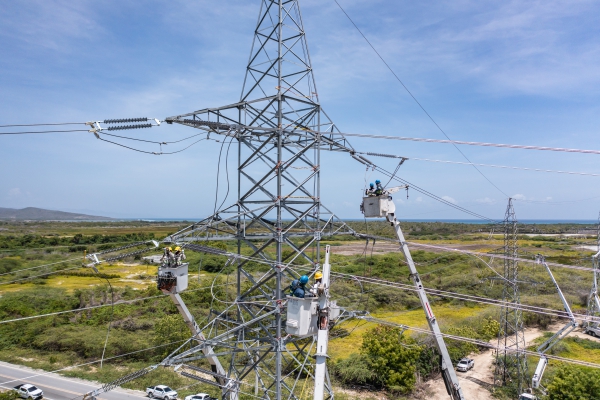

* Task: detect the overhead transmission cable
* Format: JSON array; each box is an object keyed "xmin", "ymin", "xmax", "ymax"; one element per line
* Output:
[
  {"xmin": 0, "ymin": 129, "xmax": 90, "ymax": 135},
  {"xmin": 0, "ymin": 266, "xmax": 83, "ymax": 285},
  {"xmin": 374, "ymin": 164, "xmax": 499, "ymax": 222},
  {"xmin": 290, "ymin": 265, "xmax": 592, "ymax": 322},
  {"xmin": 360, "ymin": 151, "xmax": 600, "ymax": 177},
  {"xmin": 364, "ymin": 318, "xmax": 600, "ymax": 370},
  {"xmin": 336, "ymin": 132, "xmax": 600, "ymax": 155},
  {"xmin": 0, "ymin": 122, "xmax": 87, "ymax": 127},
  {"xmin": 404, "ymin": 241, "xmax": 595, "ymax": 272},
  {"xmin": 0, "ymin": 257, "xmax": 81, "ymax": 277},
  {"xmin": 0, "ymin": 282, "xmax": 236, "ymax": 325},
  {"xmin": 332, "ymin": 0, "xmax": 509, "ymax": 198},
  {"xmin": 0, "ymin": 339, "xmax": 190, "ymax": 388}
]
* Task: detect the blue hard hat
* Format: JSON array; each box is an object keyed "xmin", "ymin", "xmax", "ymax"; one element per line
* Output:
[
  {"xmin": 300, "ymin": 275, "xmax": 309, "ymax": 284},
  {"xmin": 375, "ymin": 179, "xmax": 381, "ymax": 184},
  {"xmin": 369, "ymin": 182, "xmax": 374, "ymax": 187}
]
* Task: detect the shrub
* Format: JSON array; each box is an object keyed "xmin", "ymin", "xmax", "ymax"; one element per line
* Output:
[
  {"xmin": 0, "ymin": 390, "xmax": 19, "ymax": 400},
  {"xmin": 360, "ymin": 325, "xmax": 422, "ymax": 394},
  {"xmin": 546, "ymin": 364, "xmax": 600, "ymax": 399},
  {"xmin": 332, "ymin": 353, "xmax": 377, "ymax": 386},
  {"xmin": 0, "ymin": 257, "xmax": 22, "ymax": 274},
  {"xmin": 478, "ymin": 317, "xmax": 500, "ymax": 340},
  {"xmin": 445, "ymin": 326, "xmax": 478, "ymax": 362}
]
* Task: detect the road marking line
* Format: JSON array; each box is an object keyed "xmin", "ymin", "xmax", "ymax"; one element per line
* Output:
[
  {"xmin": 0, "ymin": 372, "xmax": 82, "ymax": 396},
  {"xmin": 0, "ymin": 363, "xmax": 147, "ymax": 399},
  {"xmin": 0, "ymin": 363, "xmax": 98, "ymax": 387},
  {"xmin": 0, "ymin": 384, "xmax": 56, "ymax": 399}
]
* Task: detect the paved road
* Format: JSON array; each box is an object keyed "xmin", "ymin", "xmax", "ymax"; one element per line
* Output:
[{"xmin": 0, "ymin": 361, "xmax": 147, "ymax": 400}]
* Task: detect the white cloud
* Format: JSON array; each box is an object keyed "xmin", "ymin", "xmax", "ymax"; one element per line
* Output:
[
  {"xmin": 8, "ymin": 188, "xmax": 21, "ymax": 197},
  {"xmin": 416, "ymin": 196, "xmax": 423, "ymax": 203},
  {"xmin": 476, "ymin": 197, "xmax": 496, "ymax": 205},
  {"xmin": 442, "ymin": 195, "xmax": 457, "ymax": 204},
  {"xmin": 0, "ymin": 1, "xmax": 102, "ymax": 51},
  {"xmin": 512, "ymin": 194, "xmax": 527, "ymax": 200},
  {"xmin": 317, "ymin": 0, "xmax": 600, "ymax": 96}
]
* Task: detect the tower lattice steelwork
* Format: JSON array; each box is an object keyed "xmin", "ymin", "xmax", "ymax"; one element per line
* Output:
[
  {"xmin": 585, "ymin": 212, "xmax": 600, "ymax": 329},
  {"xmin": 494, "ymin": 198, "xmax": 528, "ymax": 395},
  {"xmin": 161, "ymin": 1, "xmax": 358, "ymax": 399}
]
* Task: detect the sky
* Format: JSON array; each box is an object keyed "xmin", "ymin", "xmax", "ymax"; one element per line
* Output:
[{"xmin": 1, "ymin": 0, "xmax": 600, "ymax": 220}]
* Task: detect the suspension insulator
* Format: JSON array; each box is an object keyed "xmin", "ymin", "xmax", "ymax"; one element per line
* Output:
[
  {"xmin": 106, "ymin": 123, "xmax": 152, "ymax": 131},
  {"xmin": 103, "ymin": 118, "xmax": 149, "ymax": 124},
  {"xmin": 366, "ymin": 152, "xmax": 401, "ymax": 159}
]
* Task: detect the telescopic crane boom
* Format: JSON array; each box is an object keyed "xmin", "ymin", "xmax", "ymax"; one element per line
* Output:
[
  {"xmin": 525, "ymin": 254, "xmax": 577, "ymax": 397},
  {"xmin": 82, "ymin": 243, "xmax": 234, "ymax": 399},
  {"xmin": 361, "ymin": 190, "xmax": 465, "ymax": 400}
]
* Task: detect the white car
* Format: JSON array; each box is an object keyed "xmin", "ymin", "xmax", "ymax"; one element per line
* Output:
[
  {"xmin": 146, "ymin": 385, "xmax": 178, "ymax": 399},
  {"xmin": 13, "ymin": 384, "xmax": 44, "ymax": 400},
  {"xmin": 184, "ymin": 393, "xmax": 215, "ymax": 400}
]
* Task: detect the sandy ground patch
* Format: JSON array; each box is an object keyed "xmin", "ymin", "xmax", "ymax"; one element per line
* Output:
[{"xmin": 421, "ymin": 323, "xmax": 594, "ymax": 399}]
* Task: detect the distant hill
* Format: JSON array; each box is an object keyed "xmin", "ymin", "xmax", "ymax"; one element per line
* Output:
[{"xmin": 0, "ymin": 207, "xmax": 114, "ymax": 221}]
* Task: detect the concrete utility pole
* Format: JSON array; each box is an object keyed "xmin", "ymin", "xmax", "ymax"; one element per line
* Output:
[{"xmin": 494, "ymin": 198, "xmax": 528, "ymax": 395}]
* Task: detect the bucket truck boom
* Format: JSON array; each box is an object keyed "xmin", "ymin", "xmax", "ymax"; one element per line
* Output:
[
  {"xmin": 361, "ymin": 191, "xmax": 465, "ymax": 400},
  {"xmin": 523, "ymin": 255, "xmax": 577, "ymax": 398},
  {"xmin": 313, "ymin": 245, "xmax": 332, "ymax": 400}
]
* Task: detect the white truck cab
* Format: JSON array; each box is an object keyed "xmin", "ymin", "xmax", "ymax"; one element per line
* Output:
[
  {"xmin": 518, "ymin": 393, "xmax": 537, "ymax": 400},
  {"xmin": 146, "ymin": 385, "xmax": 178, "ymax": 399},
  {"xmin": 14, "ymin": 384, "xmax": 44, "ymax": 400}
]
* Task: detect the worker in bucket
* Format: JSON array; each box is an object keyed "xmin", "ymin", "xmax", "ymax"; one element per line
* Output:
[
  {"xmin": 289, "ymin": 275, "xmax": 309, "ymax": 298},
  {"xmin": 374, "ymin": 179, "xmax": 384, "ymax": 195},
  {"xmin": 309, "ymin": 271, "xmax": 323, "ymax": 296},
  {"xmin": 174, "ymin": 246, "xmax": 186, "ymax": 265},
  {"xmin": 365, "ymin": 183, "xmax": 376, "ymax": 196},
  {"xmin": 161, "ymin": 247, "xmax": 174, "ymax": 267},
  {"xmin": 289, "ymin": 279, "xmax": 300, "ymax": 296}
]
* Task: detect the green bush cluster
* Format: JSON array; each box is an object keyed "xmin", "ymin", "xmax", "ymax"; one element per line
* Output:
[
  {"xmin": 0, "ymin": 390, "xmax": 18, "ymax": 400},
  {"xmin": 546, "ymin": 364, "xmax": 600, "ymax": 399},
  {"xmin": 0, "ymin": 280, "xmax": 225, "ymax": 363},
  {"xmin": 332, "ymin": 326, "xmax": 421, "ymax": 394},
  {"xmin": 0, "ymin": 232, "xmax": 155, "ymax": 250}
]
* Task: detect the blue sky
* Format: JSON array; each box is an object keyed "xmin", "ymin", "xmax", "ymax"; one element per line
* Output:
[{"xmin": 1, "ymin": 0, "xmax": 600, "ymax": 220}]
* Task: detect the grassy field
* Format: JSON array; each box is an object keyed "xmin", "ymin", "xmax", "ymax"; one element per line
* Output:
[{"xmin": 1, "ymin": 220, "xmax": 599, "ymax": 399}]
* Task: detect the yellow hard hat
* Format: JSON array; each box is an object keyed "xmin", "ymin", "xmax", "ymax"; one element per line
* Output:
[
  {"xmin": 175, "ymin": 246, "xmax": 181, "ymax": 251},
  {"xmin": 166, "ymin": 247, "xmax": 172, "ymax": 251},
  {"xmin": 315, "ymin": 271, "xmax": 323, "ymax": 280}
]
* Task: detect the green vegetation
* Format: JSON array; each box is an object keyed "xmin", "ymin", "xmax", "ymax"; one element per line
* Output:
[
  {"xmin": 332, "ymin": 326, "xmax": 421, "ymax": 394},
  {"xmin": 1, "ymin": 220, "xmax": 599, "ymax": 399},
  {"xmin": 545, "ymin": 364, "xmax": 600, "ymax": 399},
  {"xmin": 0, "ymin": 391, "xmax": 18, "ymax": 400}
]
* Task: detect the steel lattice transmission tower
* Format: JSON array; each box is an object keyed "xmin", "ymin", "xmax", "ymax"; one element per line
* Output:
[
  {"xmin": 162, "ymin": 1, "xmax": 357, "ymax": 399},
  {"xmin": 585, "ymin": 212, "xmax": 600, "ymax": 328},
  {"xmin": 494, "ymin": 198, "xmax": 528, "ymax": 395}
]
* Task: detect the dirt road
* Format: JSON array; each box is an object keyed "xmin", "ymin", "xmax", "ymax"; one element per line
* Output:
[{"xmin": 422, "ymin": 323, "xmax": 595, "ymax": 399}]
